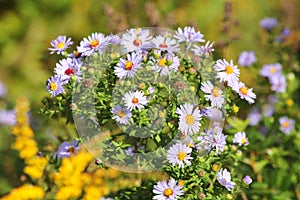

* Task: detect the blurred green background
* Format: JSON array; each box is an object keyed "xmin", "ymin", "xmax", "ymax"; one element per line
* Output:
[{"xmin": 0, "ymin": 0, "xmax": 299, "ymax": 195}]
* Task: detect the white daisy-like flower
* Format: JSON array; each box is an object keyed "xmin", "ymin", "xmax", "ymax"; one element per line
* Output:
[
  {"xmin": 121, "ymin": 28, "xmax": 152, "ymax": 52},
  {"xmin": 152, "ymin": 35, "xmax": 180, "ymax": 53},
  {"xmin": 214, "ymin": 59, "xmax": 240, "ymax": 86},
  {"xmin": 200, "ymin": 81, "xmax": 225, "ymax": 108},
  {"xmin": 233, "ymin": 132, "xmax": 249, "ymax": 146},
  {"xmin": 192, "ymin": 41, "xmax": 214, "ymax": 57},
  {"xmin": 123, "ymin": 90, "xmax": 148, "ymax": 111},
  {"xmin": 111, "ymin": 104, "xmax": 132, "ymax": 124},
  {"xmin": 167, "ymin": 142, "xmax": 193, "ymax": 168},
  {"xmin": 114, "ymin": 52, "xmax": 143, "ymax": 79},
  {"xmin": 54, "ymin": 58, "xmax": 82, "ymax": 82},
  {"xmin": 153, "ymin": 179, "xmax": 184, "ymax": 200},
  {"xmin": 217, "ymin": 168, "xmax": 236, "ymax": 191},
  {"xmin": 175, "ymin": 26, "xmax": 205, "ymax": 43},
  {"xmin": 151, "ymin": 53, "xmax": 180, "ymax": 76},
  {"xmin": 176, "ymin": 104, "xmax": 202, "ymax": 135},
  {"xmin": 232, "ymin": 81, "xmax": 256, "ymax": 104}
]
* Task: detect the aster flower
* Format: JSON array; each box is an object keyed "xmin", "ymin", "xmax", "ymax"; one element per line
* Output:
[
  {"xmin": 269, "ymin": 74, "xmax": 286, "ymax": 93},
  {"xmin": 233, "ymin": 132, "xmax": 249, "ymax": 146},
  {"xmin": 46, "ymin": 75, "xmax": 67, "ymax": 97},
  {"xmin": 114, "ymin": 52, "xmax": 143, "ymax": 79},
  {"xmin": 153, "ymin": 179, "xmax": 184, "ymax": 200},
  {"xmin": 176, "ymin": 104, "xmax": 202, "ymax": 135},
  {"xmin": 279, "ymin": 116, "xmax": 295, "ymax": 134},
  {"xmin": 259, "ymin": 17, "xmax": 278, "ymax": 31},
  {"xmin": 247, "ymin": 108, "xmax": 262, "ymax": 126},
  {"xmin": 0, "ymin": 81, "xmax": 6, "ymax": 98},
  {"xmin": 174, "ymin": 26, "xmax": 205, "ymax": 43},
  {"xmin": 123, "ymin": 90, "xmax": 148, "ymax": 111},
  {"xmin": 238, "ymin": 51, "xmax": 257, "ymax": 67},
  {"xmin": 151, "ymin": 53, "xmax": 180, "ymax": 76},
  {"xmin": 0, "ymin": 110, "xmax": 16, "ymax": 126},
  {"xmin": 54, "ymin": 58, "xmax": 82, "ymax": 82},
  {"xmin": 77, "ymin": 32, "xmax": 110, "ymax": 56},
  {"xmin": 111, "ymin": 104, "xmax": 132, "ymax": 124},
  {"xmin": 243, "ymin": 175, "xmax": 253, "ymax": 185},
  {"xmin": 54, "ymin": 139, "xmax": 80, "ymax": 159},
  {"xmin": 214, "ymin": 59, "xmax": 240, "ymax": 86},
  {"xmin": 199, "ymin": 128, "xmax": 227, "ymax": 153},
  {"xmin": 121, "ymin": 28, "xmax": 152, "ymax": 52},
  {"xmin": 48, "ymin": 35, "xmax": 73, "ymax": 55},
  {"xmin": 262, "ymin": 103, "xmax": 274, "ymax": 117},
  {"xmin": 152, "ymin": 35, "xmax": 180, "ymax": 53},
  {"xmin": 200, "ymin": 81, "xmax": 225, "ymax": 108},
  {"xmin": 108, "ymin": 33, "xmax": 121, "ymax": 44},
  {"xmin": 167, "ymin": 142, "xmax": 193, "ymax": 168},
  {"xmin": 232, "ymin": 82, "xmax": 256, "ymax": 104},
  {"xmin": 192, "ymin": 41, "xmax": 214, "ymax": 57},
  {"xmin": 217, "ymin": 168, "xmax": 236, "ymax": 191},
  {"xmin": 260, "ymin": 63, "xmax": 282, "ymax": 79},
  {"xmin": 275, "ymin": 27, "xmax": 291, "ymax": 42}
]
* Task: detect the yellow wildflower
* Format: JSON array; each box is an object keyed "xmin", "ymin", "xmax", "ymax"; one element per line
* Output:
[{"xmin": 1, "ymin": 184, "xmax": 44, "ymax": 200}]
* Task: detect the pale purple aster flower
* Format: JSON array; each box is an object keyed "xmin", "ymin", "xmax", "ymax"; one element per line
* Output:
[
  {"xmin": 279, "ymin": 116, "xmax": 295, "ymax": 134},
  {"xmin": 243, "ymin": 175, "xmax": 253, "ymax": 185},
  {"xmin": 270, "ymin": 74, "xmax": 286, "ymax": 93},
  {"xmin": 238, "ymin": 51, "xmax": 257, "ymax": 67},
  {"xmin": 77, "ymin": 33, "xmax": 110, "ymax": 56},
  {"xmin": 262, "ymin": 103, "xmax": 274, "ymax": 117},
  {"xmin": 192, "ymin": 41, "xmax": 214, "ymax": 57},
  {"xmin": 268, "ymin": 95, "xmax": 278, "ymax": 104},
  {"xmin": 153, "ymin": 179, "xmax": 184, "ymax": 200},
  {"xmin": 259, "ymin": 17, "xmax": 278, "ymax": 31},
  {"xmin": 247, "ymin": 108, "xmax": 262, "ymax": 126},
  {"xmin": 111, "ymin": 104, "xmax": 132, "ymax": 125},
  {"xmin": 54, "ymin": 58, "xmax": 82, "ymax": 82},
  {"xmin": 206, "ymin": 128, "xmax": 227, "ymax": 153},
  {"xmin": 217, "ymin": 168, "xmax": 236, "ymax": 191},
  {"xmin": 124, "ymin": 146, "xmax": 134, "ymax": 156},
  {"xmin": 200, "ymin": 81, "xmax": 225, "ymax": 109},
  {"xmin": 260, "ymin": 63, "xmax": 282, "ymax": 79},
  {"xmin": 108, "ymin": 33, "xmax": 121, "ymax": 44},
  {"xmin": 176, "ymin": 104, "xmax": 202, "ymax": 135},
  {"xmin": 233, "ymin": 132, "xmax": 249, "ymax": 146},
  {"xmin": 0, "ymin": 110, "xmax": 16, "ymax": 126},
  {"xmin": 114, "ymin": 52, "xmax": 143, "ymax": 79},
  {"xmin": 200, "ymin": 107, "xmax": 213, "ymax": 118},
  {"xmin": 152, "ymin": 35, "xmax": 180, "ymax": 53},
  {"xmin": 151, "ymin": 53, "xmax": 180, "ymax": 76},
  {"xmin": 175, "ymin": 26, "xmax": 205, "ymax": 43},
  {"xmin": 54, "ymin": 139, "xmax": 80, "ymax": 159},
  {"xmin": 0, "ymin": 81, "xmax": 6, "ymax": 98},
  {"xmin": 147, "ymin": 86, "xmax": 155, "ymax": 95},
  {"xmin": 123, "ymin": 90, "xmax": 148, "ymax": 111},
  {"xmin": 232, "ymin": 82, "xmax": 256, "ymax": 104},
  {"xmin": 46, "ymin": 75, "xmax": 67, "ymax": 97},
  {"xmin": 214, "ymin": 59, "xmax": 240, "ymax": 87},
  {"xmin": 167, "ymin": 142, "xmax": 193, "ymax": 168},
  {"xmin": 48, "ymin": 35, "xmax": 73, "ymax": 55},
  {"xmin": 275, "ymin": 28, "xmax": 291, "ymax": 42},
  {"xmin": 121, "ymin": 28, "xmax": 152, "ymax": 52}
]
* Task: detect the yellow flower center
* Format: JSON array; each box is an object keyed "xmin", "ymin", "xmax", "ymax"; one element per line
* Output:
[
  {"xmin": 233, "ymin": 105, "xmax": 239, "ymax": 113},
  {"xmin": 225, "ymin": 65, "xmax": 233, "ymax": 74},
  {"xmin": 159, "ymin": 43, "xmax": 168, "ymax": 49},
  {"xmin": 270, "ymin": 67, "xmax": 277, "ymax": 74},
  {"xmin": 185, "ymin": 114, "xmax": 195, "ymax": 125},
  {"xmin": 239, "ymin": 87, "xmax": 248, "ymax": 95},
  {"xmin": 132, "ymin": 97, "xmax": 139, "ymax": 104},
  {"xmin": 212, "ymin": 164, "xmax": 219, "ymax": 171},
  {"xmin": 241, "ymin": 138, "xmax": 247, "ymax": 144},
  {"xmin": 90, "ymin": 39, "xmax": 99, "ymax": 48},
  {"xmin": 50, "ymin": 83, "xmax": 58, "ymax": 91},
  {"xmin": 125, "ymin": 61, "xmax": 134, "ymax": 70},
  {"xmin": 163, "ymin": 188, "xmax": 174, "ymax": 197},
  {"xmin": 133, "ymin": 38, "xmax": 142, "ymax": 46},
  {"xmin": 212, "ymin": 87, "xmax": 219, "ymax": 97},
  {"xmin": 57, "ymin": 42, "xmax": 65, "ymax": 49},
  {"xmin": 178, "ymin": 180, "xmax": 184, "ymax": 186},
  {"xmin": 158, "ymin": 58, "xmax": 167, "ymax": 67},
  {"xmin": 117, "ymin": 111, "xmax": 126, "ymax": 118},
  {"xmin": 177, "ymin": 152, "xmax": 187, "ymax": 161},
  {"xmin": 283, "ymin": 121, "xmax": 289, "ymax": 128}
]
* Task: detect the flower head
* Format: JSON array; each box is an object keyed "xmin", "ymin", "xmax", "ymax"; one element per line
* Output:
[
  {"xmin": 167, "ymin": 142, "xmax": 193, "ymax": 168},
  {"xmin": 275, "ymin": 27, "xmax": 291, "ymax": 42},
  {"xmin": 77, "ymin": 33, "xmax": 110, "ymax": 56},
  {"xmin": 214, "ymin": 59, "xmax": 240, "ymax": 86},
  {"xmin": 123, "ymin": 90, "xmax": 148, "ymax": 111},
  {"xmin": 111, "ymin": 104, "xmax": 132, "ymax": 124},
  {"xmin": 270, "ymin": 74, "xmax": 286, "ymax": 93},
  {"xmin": 54, "ymin": 58, "xmax": 82, "ymax": 82},
  {"xmin": 54, "ymin": 139, "xmax": 80, "ymax": 159},
  {"xmin": 279, "ymin": 116, "xmax": 295, "ymax": 134},
  {"xmin": 247, "ymin": 108, "xmax": 262, "ymax": 126},
  {"xmin": 238, "ymin": 51, "xmax": 257, "ymax": 67},
  {"xmin": 233, "ymin": 132, "xmax": 249, "ymax": 146},
  {"xmin": 152, "ymin": 35, "xmax": 179, "ymax": 53},
  {"xmin": 260, "ymin": 17, "xmax": 278, "ymax": 31},
  {"xmin": 48, "ymin": 35, "xmax": 73, "ymax": 55},
  {"xmin": 151, "ymin": 53, "xmax": 180, "ymax": 76},
  {"xmin": 0, "ymin": 110, "xmax": 16, "ymax": 126},
  {"xmin": 217, "ymin": 168, "xmax": 236, "ymax": 191},
  {"xmin": 153, "ymin": 179, "xmax": 184, "ymax": 200},
  {"xmin": 176, "ymin": 104, "xmax": 202, "ymax": 135},
  {"xmin": 243, "ymin": 175, "xmax": 253, "ymax": 185},
  {"xmin": 121, "ymin": 28, "xmax": 152, "ymax": 52},
  {"xmin": 46, "ymin": 75, "xmax": 67, "ymax": 97},
  {"xmin": 175, "ymin": 26, "xmax": 205, "ymax": 43},
  {"xmin": 114, "ymin": 52, "xmax": 143, "ymax": 79},
  {"xmin": 192, "ymin": 41, "xmax": 214, "ymax": 57},
  {"xmin": 198, "ymin": 127, "xmax": 227, "ymax": 153},
  {"xmin": 260, "ymin": 63, "xmax": 282, "ymax": 79},
  {"xmin": 232, "ymin": 82, "xmax": 256, "ymax": 104},
  {"xmin": 200, "ymin": 81, "xmax": 225, "ymax": 108}
]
